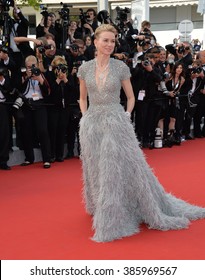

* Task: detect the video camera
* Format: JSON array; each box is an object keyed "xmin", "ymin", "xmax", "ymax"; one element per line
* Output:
[
  {"xmin": 97, "ymin": 10, "xmax": 111, "ymax": 24},
  {"xmin": 79, "ymin": 8, "xmax": 90, "ymax": 26},
  {"xmin": 40, "ymin": 5, "xmax": 49, "ymax": 28},
  {"xmin": 116, "ymin": 6, "xmax": 130, "ymax": 22},
  {"xmin": 0, "ymin": 0, "xmax": 14, "ymax": 11},
  {"xmin": 59, "ymin": 2, "xmax": 72, "ymax": 24}
]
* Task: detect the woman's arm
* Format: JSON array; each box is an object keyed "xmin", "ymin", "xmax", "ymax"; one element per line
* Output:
[
  {"xmin": 14, "ymin": 37, "xmax": 43, "ymax": 46},
  {"xmin": 121, "ymin": 79, "xmax": 135, "ymax": 113},
  {"xmin": 79, "ymin": 78, "xmax": 88, "ymax": 114}
]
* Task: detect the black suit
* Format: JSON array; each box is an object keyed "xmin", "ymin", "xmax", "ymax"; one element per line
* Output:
[{"xmin": 0, "ymin": 76, "xmax": 13, "ymax": 165}]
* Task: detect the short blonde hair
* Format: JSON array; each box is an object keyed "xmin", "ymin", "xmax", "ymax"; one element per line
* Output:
[
  {"xmin": 94, "ymin": 24, "xmax": 116, "ymax": 39},
  {"xmin": 51, "ymin": 56, "xmax": 67, "ymax": 68}
]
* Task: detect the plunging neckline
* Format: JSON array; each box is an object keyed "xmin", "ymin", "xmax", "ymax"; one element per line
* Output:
[{"xmin": 95, "ymin": 59, "xmax": 110, "ymax": 92}]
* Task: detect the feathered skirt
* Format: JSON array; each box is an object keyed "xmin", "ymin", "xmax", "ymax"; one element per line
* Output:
[{"xmin": 79, "ymin": 103, "xmax": 205, "ymax": 242}]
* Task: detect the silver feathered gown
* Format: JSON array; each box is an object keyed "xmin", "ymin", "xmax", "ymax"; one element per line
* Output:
[{"xmin": 77, "ymin": 58, "xmax": 205, "ymax": 242}]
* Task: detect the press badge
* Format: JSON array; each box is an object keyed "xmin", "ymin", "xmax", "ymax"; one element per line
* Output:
[
  {"xmin": 32, "ymin": 93, "xmax": 40, "ymax": 101},
  {"xmin": 138, "ymin": 90, "xmax": 145, "ymax": 101}
]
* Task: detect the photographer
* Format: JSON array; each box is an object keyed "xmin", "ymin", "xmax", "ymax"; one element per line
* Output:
[
  {"xmin": 78, "ymin": 8, "xmax": 98, "ymax": 38},
  {"xmin": 192, "ymin": 51, "xmax": 205, "ymax": 137},
  {"xmin": 65, "ymin": 21, "xmax": 82, "ymax": 47},
  {"xmin": 181, "ymin": 60, "xmax": 204, "ymax": 140},
  {"xmin": 0, "ymin": 44, "xmax": 20, "ymax": 150},
  {"xmin": 36, "ymin": 38, "xmax": 66, "ymax": 73},
  {"xmin": 0, "ymin": 69, "xmax": 13, "ymax": 170},
  {"xmin": 4, "ymin": 2, "xmax": 31, "ymax": 89},
  {"xmin": 15, "ymin": 55, "xmax": 51, "ymax": 168},
  {"xmin": 65, "ymin": 39, "xmax": 87, "ymax": 158},
  {"xmin": 165, "ymin": 42, "xmax": 193, "ymax": 70},
  {"xmin": 0, "ymin": 45, "xmax": 16, "ymax": 74},
  {"xmin": 131, "ymin": 52, "xmax": 163, "ymax": 148},
  {"xmin": 36, "ymin": 12, "xmax": 58, "ymax": 44},
  {"xmin": 45, "ymin": 56, "xmax": 74, "ymax": 162}
]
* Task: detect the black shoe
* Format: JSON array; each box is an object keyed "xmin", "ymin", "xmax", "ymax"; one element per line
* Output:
[
  {"xmin": 20, "ymin": 161, "xmax": 33, "ymax": 166},
  {"xmin": 0, "ymin": 163, "xmax": 11, "ymax": 170},
  {"xmin": 185, "ymin": 134, "xmax": 194, "ymax": 140},
  {"xmin": 66, "ymin": 152, "xmax": 74, "ymax": 159},
  {"xmin": 195, "ymin": 133, "xmax": 203, "ymax": 138},
  {"xmin": 149, "ymin": 141, "xmax": 154, "ymax": 150},
  {"xmin": 56, "ymin": 158, "xmax": 64, "ymax": 162},
  {"xmin": 50, "ymin": 158, "xmax": 56, "ymax": 163},
  {"xmin": 43, "ymin": 162, "xmax": 51, "ymax": 169},
  {"xmin": 142, "ymin": 141, "xmax": 149, "ymax": 148}
]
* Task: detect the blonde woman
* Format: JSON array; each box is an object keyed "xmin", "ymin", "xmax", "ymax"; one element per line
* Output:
[
  {"xmin": 78, "ymin": 24, "xmax": 205, "ymax": 242},
  {"xmin": 46, "ymin": 56, "xmax": 74, "ymax": 162}
]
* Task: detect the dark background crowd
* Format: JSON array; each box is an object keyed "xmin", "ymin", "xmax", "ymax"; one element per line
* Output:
[{"xmin": 0, "ymin": 0, "xmax": 205, "ymax": 170}]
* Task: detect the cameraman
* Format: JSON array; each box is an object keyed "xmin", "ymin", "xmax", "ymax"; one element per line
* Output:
[
  {"xmin": 191, "ymin": 54, "xmax": 205, "ymax": 137},
  {"xmin": 65, "ymin": 21, "xmax": 83, "ymax": 47},
  {"xmin": 36, "ymin": 38, "xmax": 66, "ymax": 73},
  {"xmin": 65, "ymin": 39, "xmax": 87, "ymax": 74},
  {"xmin": 165, "ymin": 42, "xmax": 193, "ymax": 70},
  {"xmin": 131, "ymin": 52, "xmax": 162, "ymax": 147},
  {"xmin": 36, "ymin": 13, "xmax": 58, "ymax": 45},
  {"xmin": 45, "ymin": 56, "xmax": 74, "ymax": 162},
  {"xmin": 0, "ymin": 69, "xmax": 13, "ymax": 170},
  {"xmin": 0, "ymin": 45, "xmax": 19, "ymax": 150},
  {"xmin": 65, "ymin": 39, "xmax": 87, "ymax": 158},
  {"xmin": 5, "ymin": 2, "xmax": 31, "ymax": 89},
  {"xmin": 16, "ymin": 55, "xmax": 51, "ymax": 168},
  {"xmin": 78, "ymin": 8, "xmax": 98, "ymax": 38},
  {"xmin": 181, "ymin": 60, "xmax": 204, "ymax": 140}
]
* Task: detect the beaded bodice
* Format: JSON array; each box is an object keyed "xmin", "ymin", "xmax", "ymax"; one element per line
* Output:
[{"xmin": 78, "ymin": 58, "xmax": 130, "ymax": 106}]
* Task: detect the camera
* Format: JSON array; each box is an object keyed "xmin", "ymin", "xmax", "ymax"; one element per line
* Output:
[
  {"xmin": 55, "ymin": 64, "xmax": 68, "ymax": 73},
  {"xmin": 13, "ymin": 97, "xmax": 24, "ymax": 110},
  {"xmin": 79, "ymin": 8, "xmax": 90, "ymax": 26},
  {"xmin": 143, "ymin": 60, "xmax": 151, "ymax": 66},
  {"xmin": 115, "ymin": 6, "xmax": 130, "ymax": 22},
  {"xmin": 138, "ymin": 39, "xmax": 151, "ymax": 47},
  {"xmin": 0, "ymin": 67, "xmax": 7, "ymax": 76},
  {"xmin": 36, "ymin": 44, "xmax": 53, "ymax": 54},
  {"xmin": 190, "ymin": 66, "xmax": 202, "ymax": 74},
  {"xmin": 115, "ymin": 6, "xmax": 130, "ymax": 31},
  {"xmin": 97, "ymin": 10, "xmax": 111, "ymax": 24},
  {"xmin": 59, "ymin": 2, "xmax": 72, "ymax": 23},
  {"xmin": 73, "ymin": 61, "xmax": 83, "ymax": 68},
  {"xmin": 40, "ymin": 5, "xmax": 49, "ymax": 27},
  {"xmin": 177, "ymin": 45, "xmax": 189, "ymax": 54},
  {"xmin": 0, "ymin": 44, "xmax": 9, "ymax": 53},
  {"xmin": 66, "ymin": 44, "xmax": 79, "ymax": 52},
  {"xmin": 31, "ymin": 64, "xmax": 41, "ymax": 76},
  {"xmin": 138, "ymin": 29, "xmax": 152, "ymax": 47},
  {"xmin": 0, "ymin": 0, "xmax": 14, "ymax": 9},
  {"xmin": 163, "ymin": 71, "xmax": 170, "ymax": 80},
  {"xmin": 177, "ymin": 45, "xmax": 185, "ymax": 54}
]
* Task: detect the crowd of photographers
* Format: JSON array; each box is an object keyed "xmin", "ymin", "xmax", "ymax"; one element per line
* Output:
[{"xmin": 0, "ymin": 1, "xmax": 205, "ymax": 170}]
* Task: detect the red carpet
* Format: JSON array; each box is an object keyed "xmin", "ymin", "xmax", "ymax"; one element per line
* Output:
[{"xmin": 1, "ymin": 139, "xmax": 205, "ymax": 260}]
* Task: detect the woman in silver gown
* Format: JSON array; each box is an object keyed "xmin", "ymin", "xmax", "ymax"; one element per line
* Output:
[{"xmin": 77, "ymin": 24, "xmax": 205, "ymax": 242}]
